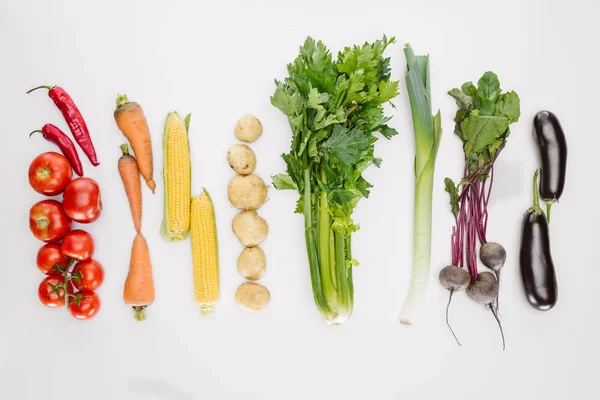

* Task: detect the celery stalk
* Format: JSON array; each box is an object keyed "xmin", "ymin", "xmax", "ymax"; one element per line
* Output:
[{"xmin": 400, "ymin": 45, "xmax": 443, "ymax": 325}]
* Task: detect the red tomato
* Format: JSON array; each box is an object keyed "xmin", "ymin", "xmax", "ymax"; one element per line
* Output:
[
  {"xmin": 62, "ymin": 178, "xmax": 102, "ymax": 223},
  {"xmin": 29, "ymin": 200, "xmax": 72, "ymax": 243},
  {"xmin": 28, "ymin": 152, "xmax": 72, "ymax": 196},
  {"xmin": 71, "ymin": 260, "xmax": 104, "ymax": 291},
  {"xmin": 68, "ymin": 291, "xmax": 101, "ymax": 320},
  {"xmin": 36, "ymin": 243, "xmax": 70, "ymax": 275},
  {"xmin": 61, "ymin": 230, "xmax": 94, "ymax": 261},
  {"xmin": 38, "ymin": 275, "xmax": 66, "ymax": 308}
]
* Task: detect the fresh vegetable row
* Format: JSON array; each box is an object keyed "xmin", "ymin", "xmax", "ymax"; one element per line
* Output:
[
  {"xmin": 25, "ymin": 36, "xmax": 567, "ymax": 340},
  {"xmin": 272, "ymin": 36, "xmax": 400, "ymax": 325},
  {"xmin": 228, "ymin": 115, "xmax": 271, "ymax": 312},
  {"xmin": 27, "ymin": 86, "xmax": 104, "ymax": 320},
  {"xmin": 114, "ymin": 95, "xmax": 156, "ymax": 320},
  {"xmin": 519, "ymin": 111, "xmax": 567, "ymax": 311},
  {"xmin": 160, "ymin": 111, "xmax": 221, "ymax": 316}
]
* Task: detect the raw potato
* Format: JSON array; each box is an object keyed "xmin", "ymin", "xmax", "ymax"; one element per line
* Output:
[
  {"xmin": 235, "ymin": 282, "xmax": 270, "ymax": 312},
  {"xmin": 232, "ymin": 211, "xmax": 268, "ymax": 247},
  {"xmin": 234, "ymin": 114, "xmax": 263, "ymax": 143},
  {"xmin": 227, "ymin": 144, "xmax": 256, "ymax": 175},
  {"xmin": 228, "ymin": 174, "xmax": 267, "ymax": 211},
  {"xmin": 237, "ymin": 247, "xmax": 267, "ymax": 280}
]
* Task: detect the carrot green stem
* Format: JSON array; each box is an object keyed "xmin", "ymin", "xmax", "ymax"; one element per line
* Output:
[
  {"xmin": 133, "ymin": 306, "xmax": 147, "ymax": 321},
  {"xmin": 26, "ymin": 85, "xmax": 53, "ymax": 94},
  {"xmin": 115, "ymin": 93, "xmax": 129, "ymax": 108},
  {"xmin": 120, "ymin": 143, "xmax": 130, "ymax": 156}
]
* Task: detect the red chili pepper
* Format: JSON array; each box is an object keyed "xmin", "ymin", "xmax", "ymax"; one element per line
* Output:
[
  {"xmin": 30, "ymin": 124, "xmax": 84, "ymax": 176},
  {"xmin": 27, "ymin": 85, "xmax": 99, "ymax": 166}
]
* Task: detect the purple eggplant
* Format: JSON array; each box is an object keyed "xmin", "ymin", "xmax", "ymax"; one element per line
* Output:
[
  {"xmin": 533, "ymin": 111, "xmax": 567, "ymax": 221},
  {"xmin": 519, "ymin": 170, "xmax": 557, "ymax": 311}
]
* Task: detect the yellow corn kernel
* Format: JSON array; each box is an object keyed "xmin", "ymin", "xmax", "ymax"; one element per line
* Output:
[
  {"xmin": 160, "ymin": 112, "xmax": 191, "ymax": 241},
  {"xmin": 190, "ymin": 190, "xmax": 220, "ymax": 315}
]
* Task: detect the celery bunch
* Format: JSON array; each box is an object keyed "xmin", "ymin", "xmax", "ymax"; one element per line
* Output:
[{"xmin": 272, "ymin": 36, "xmax": 399, "ymax": 325}]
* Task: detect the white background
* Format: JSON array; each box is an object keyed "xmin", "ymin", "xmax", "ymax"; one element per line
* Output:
[{"xmin": 1, "ymin": 0, "xmax": 599, "ymax": 399}]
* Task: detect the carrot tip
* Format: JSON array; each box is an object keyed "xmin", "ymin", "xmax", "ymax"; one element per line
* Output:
[{"xmin": 147, "ymin": 179, "xmax": 156, "ymax": 193}]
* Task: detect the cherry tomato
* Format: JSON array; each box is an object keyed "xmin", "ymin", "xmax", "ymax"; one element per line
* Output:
[
  {"xmin": 29, "ymin": 200, "xmax": 72, "ymax": 243},
  {"xmin": 62, "ymin": 178, "xmax": 102, "ymax": 223},
  {"xmin": 38, "ymin": 275, "xmax": 66, "ymax": 308},
  {"xmin": 36, "ymin": 243, "xmax": 70, "ymax": 275},
  {"xmin": 61, "ymin": 230, "xmax": 94, "ymax": 261},
  {"xmin": 71, "ymin": 260, "xmax": 104, "ymax": 291},
  {"xmin": 28, "ymin": 152, "xmax": 72, "ymax": 196},
  {"xmin": 68, "ymin": 291, "xmax": 101, "ymax": 320}
]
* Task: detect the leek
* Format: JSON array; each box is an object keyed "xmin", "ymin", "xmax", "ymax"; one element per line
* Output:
[{"xmin": 400, "ymin": 44, "xmax": 443, "ymax": 325}]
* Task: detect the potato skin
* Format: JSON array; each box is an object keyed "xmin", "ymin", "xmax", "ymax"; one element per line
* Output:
[
  {"xmin": 228, "ymin": 174, "xmax": 267, "ymax": 211},
  {"xmin": 232, "ymin": 211, "xmax": 268, "ymax": 247},
  {"xmin": 234, "ymin": 114, "xmax": 263, "ymax": 143},
  {"xmin": 237, "ymin": 247, "xmax": 266, "ymax": 280},
  {"xmin": 227, "ymin": 144, "xmax": 256, "ymax": 175},
  {"xmin": 235, "ymin": 282, "xmax": 270, "ymax": 312}
]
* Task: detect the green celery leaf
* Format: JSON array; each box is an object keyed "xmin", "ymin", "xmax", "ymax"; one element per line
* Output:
[
  {"xmin": 307, "ymin": 88, "xmax": 330, "ymax": 108},
  {"xmin": 321, "ymin": 159, "xmax": 338, "ymax": 185},
  {"xmin": 356, "ymin": 176, "xmax": 374, "ymax": 198},
  {"xmin": 377, "ymin": 56, "xmax": 392, "ymax": 81},
  {"xmin": 300, "ymin": 37, "xmax": 332, "ymax": 72},
  {"xmin": 272, "ymin": 174, "xmax": 297, "ymax": 190},
  {"xmin": 313, "ymin": 107, "xmax": 346, "ymax": 130},
  {"xmin": 294, "ymin": 197, "xmax": 303, "ymax": 214},
  {"xmin": 321, "ymin": 125, "xmax": 370, "ymax": 166},
  {"xmin": 308, "ymin": 129, "xmax": 329, "ymax": 159},
  {"xmin": 378, "ymin": 125, "xmax": 399, "ymax": 139},
  {"xmin": 328, "ymin": 188, "xmax": 362, "ymax": 207},
  {"xmin": 377, "ymin": 80, "xmax": 400, "ymax": 105},
  {"xmin": 271, "ymin": 81, "xmax": 303, "ymax": 116},
  {"xmin": 282, "ymin": 153, "xmax": 304, "ymax": 191}
]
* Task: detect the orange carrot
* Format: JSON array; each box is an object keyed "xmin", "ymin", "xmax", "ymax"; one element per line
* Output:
[
  {"xmin": 123, "ymin": 233, "xmax": 155, "ymax": 321},
  {"xmin": 118, "ymin": 144, "xmax": 142, "ymax": 233},
  {"xmin": 114, "ymin": 94, "xmax": 156, "ymax": 193}
]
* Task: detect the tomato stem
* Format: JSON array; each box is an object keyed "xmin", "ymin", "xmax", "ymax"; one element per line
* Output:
[
  {"xmin": 62, "ymin": 258, "xmax": 77, "ymax": 307},
  {"xmin": 37, "ymin": 167, "xmax": 51, "ymax": 180},
  {"xmin": 36, "ymin": 217, "xmax": 50, "ymax": 230}
]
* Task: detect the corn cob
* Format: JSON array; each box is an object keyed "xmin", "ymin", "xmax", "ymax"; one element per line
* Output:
[
  {"xmin": 190, "ymin": 190, "xmax": 220, "ymax": 315},
  {"xmin": 160, "ymin": 112, "xmax": 191, "ymax": 241}
]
